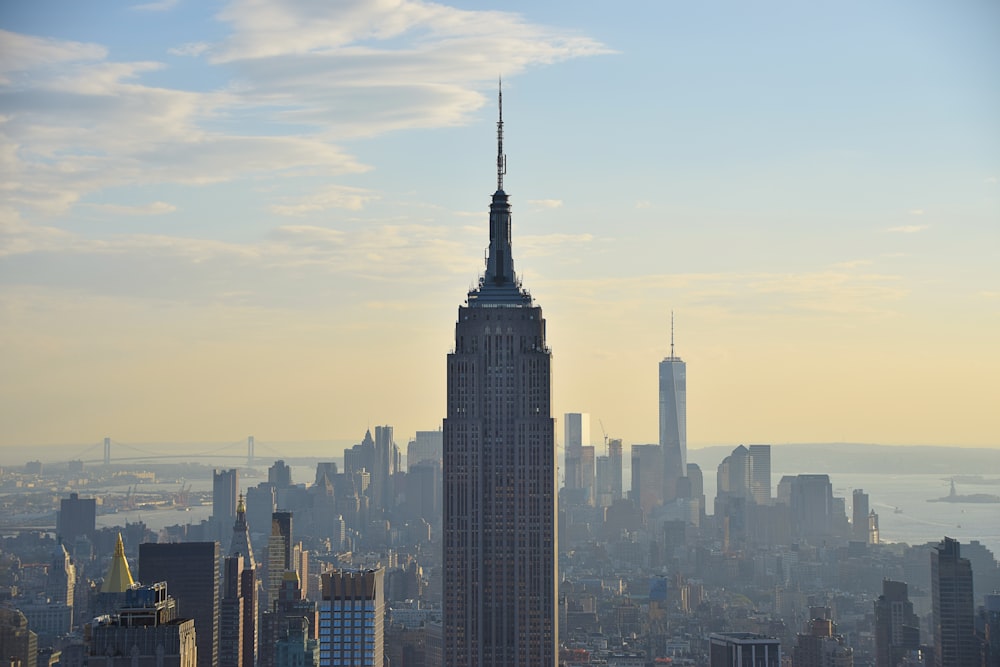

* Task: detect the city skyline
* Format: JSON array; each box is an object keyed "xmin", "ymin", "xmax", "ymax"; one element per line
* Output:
[{"xmin": 2, "ymin": 1, "xmax": 999, "ymax": 450}]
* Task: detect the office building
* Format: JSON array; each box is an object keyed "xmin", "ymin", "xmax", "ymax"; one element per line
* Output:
[
  {"xmin": 442, "ymin": 88, "xmax": 557, "ymax": 666},
  {"xmin": 220, "ymin": 553, "xmax": 257, "ymax": 667},
  {"xmin": 659, "ymin": 315, "xmax": 686, "ymax": 502},
  {"xmin": 874, "ymin": 580, "xmax": 920, "ymax": 667},
  {"xmin": 407, "ymin": 430, "xmax": 443, "ymax": 469},
  {"xmin": 709, "ymin": 632, "xmax": 780, "ymax": 667},
  {"xmin": 261, "ymin": 572, "xmax": 316, "ymax": 667},
  {"xmin": 931, "ymin": 537, "xmax": 977, "ymax": 667},
  {"xmin": 57, "ymin": 493, "xmax": 96, "ymax": 545},
  {"xmin": 791, "ymin": 617, "xmax": 853, "ymax": 667},
  {"xmin": 0, "ymin": 608, "xmax": 38, "ymax": 667},
  {"xmin": 748, "ymin": 444, "xmax": 771, "ymax": 505},
  {"xmin": 268, "ymin": 511, "xmax": 294, "ymax": 606},
  {"xmin": 852, "ymin": 490, "xmax": 869, "ymax": 542},
  {"xmin": 88, "ymin": 583, "xmax": 197, "ymax": 667},
  {"xmin": 983, "ymin": 594, "xmax": 1000, "ymax": 667},
  {"xmin": 214, "ymin": 469, "xmax": 240, "ymax": 535},
  {"xmin": 275, "ymin": 616, "xmax": 318, "ymax": 667},
  {"xmin": 318, "ymin": 569, "xmax": 384, "ymax": 667},
  {"xmin": 46, "ymin": 542, "xmax": 75, "ymax": 608},
  {"xmin": 139, "ymin": 542, "xmax": 220, "ymax": 667},
  {"xmin": 631, "ymin": 444, "xmax": 664, "ymax": 516},
  {"xmin": 564, "ymin": 413, "xmax": 590, "ymax": 493}
]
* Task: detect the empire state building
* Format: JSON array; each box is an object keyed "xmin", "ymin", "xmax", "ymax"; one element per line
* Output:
[{"xmin": 442, "ymin": 87, "xmax": 558, "ymax": 666}]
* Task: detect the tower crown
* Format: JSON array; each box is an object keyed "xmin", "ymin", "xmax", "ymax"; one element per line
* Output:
[{"xmin": 470, "ymin": 81, "xmax": 532, "ymax": 307}]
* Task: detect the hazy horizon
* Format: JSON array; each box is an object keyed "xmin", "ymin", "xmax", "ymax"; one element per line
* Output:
[{"xmin": 2, "ymin": 1, "xmax": 998, "ymax": 450}]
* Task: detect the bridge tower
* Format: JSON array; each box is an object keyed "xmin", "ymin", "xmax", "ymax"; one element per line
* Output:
[
  {"xmin": 103, "ymin": 437, "xmax": 111, "ymax": 466},
  {"xmin": 247, "ymin": 435, "xmax": 255, "ymax": 467}
]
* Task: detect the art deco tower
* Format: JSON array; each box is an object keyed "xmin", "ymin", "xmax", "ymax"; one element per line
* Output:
[
  {"xmin": 443, "ymin": 86, "xmax": 557, "ymax": 666},
  {"xmin": 659, "ymin": 313, "xmax": 687, "ymax": 502}
]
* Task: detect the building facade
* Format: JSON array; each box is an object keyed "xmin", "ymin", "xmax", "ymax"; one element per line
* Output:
[
  {"xmin": 931, "ymin": 537, "xmax": 977, "ymax": 667},
  {"xmin": 442, "ymin": 88, "xmax": 557, "ymax": 666},
  {"xmin": 318, "ymin": 569, "xmax": 384, "ymax": 667},
  {"xmin": 658, "ymin": 318, "xmax": 687, "ymax": 502},
  {"xmin": 139, "ymin": 542, "xmax": 220, "ymax": 667}
]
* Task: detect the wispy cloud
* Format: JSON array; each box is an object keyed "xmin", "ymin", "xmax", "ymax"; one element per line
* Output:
[
  {"xmin": 909, "ymin": 209, "xmax": 924, "ymax": 215},
  {"xmin": 527, "ymin": 199, "xmax": 563, "ymax": 210},
  {"xmin": 88, "ymin": 201, "xmax": 177, "ymax": 216},
  {"xmin": 131, "ymin": 0, "xmax": 180, "ymax": 11},
  {"xmin": 270, "ymin": 186, "xmax": 378, "ymax": 216},
  {"xmin": 887, "ymin": 224, "xmax": 929, "ymax": 233},
  {"xmin": 635, "ymin": 200, "xmax": 651, "ymax": 209},
  {"xmin": 168, "ymin": 42, "xmax": 210, "ymax": 57}
]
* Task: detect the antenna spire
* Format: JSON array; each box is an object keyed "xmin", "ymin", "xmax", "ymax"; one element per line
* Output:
[
  {"xmin": 497, "ymin": 78, "xmax": 506, "ymax": 191},
  {"xmin": 670, "ymin": 310, "xmax": 675, "ymax": 358}
]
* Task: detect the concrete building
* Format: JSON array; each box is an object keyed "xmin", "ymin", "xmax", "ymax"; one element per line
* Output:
[
  {"xmin": 791, "ymin": 617, "xmax": 853, "ymax": 667},
  {"xmin": 748, "ymin": 444, "xmax": 771, "ymax": 505},
  {"xmin": 406, "ymin": 430, "xmax": 443, "ymax": 469},
  {"xmin": 139, "ymin": 542, "xmax": 220, "ymax": 667},
  {"xmin": 88, "ymin": 583, "xmax": 197, "ymax": 667},
  {"xmin": 213, "ymin": 469, "xmax": 240, "ymax": 538},
  {"xmin": 442, "ymin": 87, "xmax": 557, "ymax": 666},
  {"xmin": 874, "ymin": 580, "xmax": 920, "ymax": 667},
  {"xmin": 318, "ymin": 569, "xmax": 384, "ymax": 667},
  {"xmin": 631, "ymin": 444, "xmax": 664, "ymax": 516},
  {"xmin": 57, "ymin": 493, "xmax": 95, "ymax": 546},
  {"xmin": 0, "ymin": 608, "xmax": 38, "ymax": 667},
  {"xmin": 931, "ymin": 537, "xmax": 977, "ymax": 667},
  {"xmin": 709, "ymin": 632, "xmax": 780, "ymax": 667}
]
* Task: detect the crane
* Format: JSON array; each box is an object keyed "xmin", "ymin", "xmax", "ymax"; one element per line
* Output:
[{"xmin": 599, "ymin": 419, "xmax": 609, "ymax": 456}]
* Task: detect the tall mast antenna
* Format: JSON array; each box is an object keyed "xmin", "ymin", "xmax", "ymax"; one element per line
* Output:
[
  {"xmin": 670, "ymin": 310, "xmax": 675, "ymax": 358},
  {"xmin": 497, "ymin": 78, "xmax": 506, "ymax": 191}
]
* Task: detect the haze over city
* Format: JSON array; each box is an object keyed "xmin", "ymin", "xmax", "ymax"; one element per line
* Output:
[{"xmin": 2, "ymin": 0, "xmax": 998, "ymax": 453}]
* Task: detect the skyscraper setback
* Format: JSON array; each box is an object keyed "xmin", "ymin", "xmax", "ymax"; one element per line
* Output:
[
  {"xmin": 659, "ymin": 314, "xmax": 686, "ymax": 502},
  {"xmin": 442, "ymin": 87, "xmax": 557, "ymax": 665}
]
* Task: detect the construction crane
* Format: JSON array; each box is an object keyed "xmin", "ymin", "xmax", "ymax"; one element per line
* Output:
[{"xmin": 599, "ymin": 419, "xmax": 609, "ymax": 456}]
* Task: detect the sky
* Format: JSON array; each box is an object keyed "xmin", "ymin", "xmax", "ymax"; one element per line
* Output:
[{"xmin": 1, "ymin": 0, "xmax": 998, "ymax": 457}]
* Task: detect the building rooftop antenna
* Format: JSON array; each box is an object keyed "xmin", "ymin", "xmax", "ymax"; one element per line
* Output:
[
  {"xmin": 670, "ymin": 310, "xmax": 675, "ymax": 358},
  {"xmin": 497, "ymin": 77, "xmax": 506, "ymax": 192}
]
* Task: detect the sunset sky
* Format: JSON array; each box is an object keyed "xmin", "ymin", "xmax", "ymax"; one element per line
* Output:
[{"xmin": 2, "ymin": 0, "xmax": 998, "ymax": 456}]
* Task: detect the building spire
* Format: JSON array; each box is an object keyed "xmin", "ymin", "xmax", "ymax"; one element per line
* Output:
[
  {"xmin": 670, "ymin": 310, "xmax": 675, "ymax": 358},
  {"xmin": 101, "ymin": 532, "xmax": 134, "ymax": 593},
  {"xmin": 497, "ymin": 78, "xmax": 506, "ymax": 192}
]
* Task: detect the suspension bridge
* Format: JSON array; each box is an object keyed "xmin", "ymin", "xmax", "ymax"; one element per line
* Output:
[{"xmin": 69, "ymin": 436, "xmax": 288, "ymax": 466}]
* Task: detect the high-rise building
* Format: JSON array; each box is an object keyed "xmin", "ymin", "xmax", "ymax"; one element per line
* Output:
[
  {"xmin": 0, "ymin": 608, "xmax": 38, "ymax": 667},
  {"xmin": 791, "ymin": 617, "xmax": 853, "ymax": 667},
  {"xmin": 563, "ymin": 412, "xmax": 590, "ymax": 494},
  {"xmin": 748, "ymin": 445, "xmax": 771, "ymax": 505},
  {"xmin": 214, "ymin": 469, "xmax": 240, "ymax": 535},
  {"xmin": 57, "ymin": 493, "xmax": 95, "ymax": 545},
  {"xmin": 275, "ymin": 617, "xmax": 318, "ymax": 667},
  {"xmin": 269, "ymin": 461, "xmax": 292, "ymax": 489},
  {"xmin": 931, "ymin": 537, "xmax": 978, "ymax": 667},
  {"xmin": 407, "ymin": 430, "xmax": 443, "ymax": 469},
  {"xmin": 89, "ymin": 583, "xmax": 197, "ymax": 667},
  {"xmin": 442, "ymin": 87, "xmax": 557, "ymax": 666},
  {"xmin": 874, "ymin": 580, "xmax": 920, "ymax": 667},
  {"xmin": 318, "ymin": 569, "xmax": 384, "ymax": 667},
  {"xmin": 659, "ymin": 315, "xmax": 686, "ymax": 502},
  {"xmin": 631, "ymin": 444, "xmax": 664, "ymax": 516},
  {"xmin": 983, "ymin": 594, "xmax": 1000, "ymax": 667},
  {"xmin": 229, "ymin": 495, "xmax": 256, "ymax": 568},
  {"xmin": 101, "ymin": 533, "xmax": 135, "ymax": 594},
  {"xmin": 46, "ymin": 542, "xmax": 75, "ymax": 608},
  {"xmin": 709, "ymin": 632, "xmax": 780, "ymax": 667},
  {"xmin": 220, "ymin": 554, "xmax": 257, "ymax": 667},
  {"xmin": 139, "ymin": 542, "xmax": 220, "ymax": 667},
  {"xmin": 852, "ymin": 490, "xmax": 869, "ymax": 542},
  {"xmin": 268, "ymin": 511, "xmax": 294, "ymax": 607}
]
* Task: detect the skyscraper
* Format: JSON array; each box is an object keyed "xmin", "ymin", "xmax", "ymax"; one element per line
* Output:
[
  {"xmin": 852, "ymin": 489, "xmax": 870, "ymax": 542},
  {"xmin": 659, "ymin": 314, "xmax": 686, "ymax": 502},
  {"xmin": 139, "ymin": 541, "xmax": 220, "ymax": 667},
  {"xmin": 874, "ymin": 580, "xmax": 920, "ymax": 667},
  {"xmin": 931, "ymin": 537, "xmax": 977, "ymax": 667},
  {"xmin": 709, "ymin": 632, "xmax": 781, "ymax": 667},
  {"xmin": 318, "ymin": 569, "xmax": 384, "ymax": 667},
  {"xmin": 57, "ymin": 493, "xmax": 96, "ymax": 545},
  {"xmin": 748, "ymin": 444, "xmax": 771, "ymax": 505},
  {"xmin": 268, "ymin": 511, "xmax": 293, "ymax": 608},
  {"xmin": 214, "ymin": 468, "xmax": 240, "ymax": 536},
  {"xmin": 442, "ymin": 86, "xmax": 557, "ymax": 666}
]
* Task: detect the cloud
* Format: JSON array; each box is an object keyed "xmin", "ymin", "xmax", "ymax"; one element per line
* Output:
[
  {"xmin": 985, "ymin": 176, "xmax": 998, "ymax": 184},
  {"xmin": 87, "ymin": 202, "xmax": 177, "ymax": 216},
  {"xmin": 634, "ymin": 200, "xmax": 651, "ymax": 209},
  {"xmin": 909, "ymin": 209, "xmax": 924, "ymax": 215},
  {"xmin": 131, "ymin": 0, "xmax": 180, "ymax": 11},
  {"xmin": 270, "ymin": 186, "xmax": 378, "ymax": 216},
  {"xmin": 168, "ymin": 42, "xmax": 211, "ymax": 57},
  {"xmin": 887, "ymin": 224, "xmax": 929, "ymax": 233},
  {"xmin": 527, "ymin": 199, "xmax": 563, "ymax": 210}
]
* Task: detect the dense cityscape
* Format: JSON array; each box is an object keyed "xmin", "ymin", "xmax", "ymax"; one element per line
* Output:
[{"xmin": 2, "ymin": 94, "xmax": 999, "ymax": 667}]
